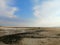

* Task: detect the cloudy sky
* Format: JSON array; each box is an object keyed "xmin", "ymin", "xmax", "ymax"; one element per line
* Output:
[{"xmin": 0, "ymin": 0, "xmax": 60, "ymax": 27}]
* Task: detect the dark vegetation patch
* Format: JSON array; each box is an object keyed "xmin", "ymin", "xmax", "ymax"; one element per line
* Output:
[
  {"xmin": 56, "ymin": 34, "xmax": 60, "ymax": 36},
  {"xmin": 0, "ymin": 29, "xmax": 52, "ymax": 44},
  {"xmin": 0, "ymin": 35, "xmax": 22, "ymax": 44}
]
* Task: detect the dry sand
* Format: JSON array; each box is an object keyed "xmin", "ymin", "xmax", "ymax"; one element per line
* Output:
[{"xmin": 0, "ymin": 27, "xmax": 60, "ymax": 45}]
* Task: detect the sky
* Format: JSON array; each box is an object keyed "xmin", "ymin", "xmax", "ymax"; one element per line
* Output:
[{"xmin": 0, "ymin": 0, "xmax": 60, "ymax": 27}]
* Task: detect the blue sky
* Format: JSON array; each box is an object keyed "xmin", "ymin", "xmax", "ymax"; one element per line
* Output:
[
  {"xmin": 0, "ymin": 0, "xmax": 60, "ymax": 27},
  {"xmin": 13, "ymin": 0, "xmax": 34, "ymax": 19}
]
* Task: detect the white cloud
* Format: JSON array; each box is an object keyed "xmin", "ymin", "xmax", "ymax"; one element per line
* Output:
[
  {"xmin": 33, "ymin": 5, "xmax": 41, "ymax": 16},
  {"xmin": 33, "ymin": 0, "xmax": 60, "ymax": 27},
  {"xmin": 0, "ymin": 0, "xmax": 23, "ymax": 26},
  {"xmin": 0, "ymin": 0, "xmax": 18, "ymax": 18}
]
